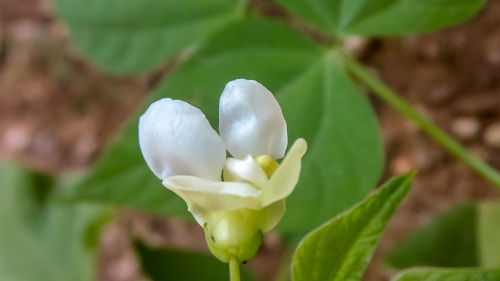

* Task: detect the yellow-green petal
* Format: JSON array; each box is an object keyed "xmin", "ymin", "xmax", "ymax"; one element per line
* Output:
[{"xmin": 261, "ymin": 138, "xmax": 307, "ymax": 206}]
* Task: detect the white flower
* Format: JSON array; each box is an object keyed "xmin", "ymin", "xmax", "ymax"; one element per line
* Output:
[{"xmin": 139, "ymin": 79, "xmax": 307, "ymax": 262}]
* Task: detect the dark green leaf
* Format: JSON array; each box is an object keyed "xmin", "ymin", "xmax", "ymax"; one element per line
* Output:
[
  {"xmin": 52, "ymin": 0, "xmax": 245, "ymax": 74},
  {"xmin": 391, "ymin": 268, "xmax": 500, "ymax": 281},
  {"xmin": 275, "ymin": 0, "xmax": 486, "ymax": 36},
  {"xmin": 292, "ymin": 173, "xmax": 414, "ymax": 281},
  {"xmin": 69, "ymin": 18, "xmax": 384, "ymax": 234},
  {"xmin": 134, "ymin": 241, "xmax": 257, "ymax": 281},
  {"xmin": 387, "ymin": 204, "xmax": 479, "ymax": 268}
]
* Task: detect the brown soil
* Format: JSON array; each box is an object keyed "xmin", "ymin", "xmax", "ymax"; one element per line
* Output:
[
  {"xmin": 1, "ymin": 1, "xmax": 500, "ymax": 281},
  {"xmin": 0, "ymin": 0, "xmax": 150, "ymax": 171}
]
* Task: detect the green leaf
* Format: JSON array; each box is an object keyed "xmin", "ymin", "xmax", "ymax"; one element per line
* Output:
[
  {"xmin": 291, "ymin": 173, "xmax": 414, "ymax": 281},
  {"xmin": 69, "ymin": 18, "xmax": 384, "ymax": 234},
  {"xmin": 52, "ymin": 0, "xmax": 245, "ymax": 75},
  {"xmin": 391, "ymin": 268, "xmax": 500, "ymax": 281},
  {"xmin": 0, "ymin": 164, "xmax": 105, "ymax": 281},
  {"xmin": 478, "ymin": 201, "xmax": 500, "ymax": 268},
  {"xmin": 275, "ymin": 0, "xmax": 486, "ymax": 36},
  {"xmin": 134, "ymin": 241, "xmax": 258, "ymax": 281},
  {"xmin": 387, "ymin": 204, "xmax": 479, "ymax": 269}
]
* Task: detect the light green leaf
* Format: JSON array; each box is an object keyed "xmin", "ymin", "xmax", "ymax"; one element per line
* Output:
[
  {"xmin": 292, "ymin": 173, "xmax": 414, "ymax": 281},
  {"xmin": 0, "ymin": 164, "xmax": 105, "ymax": 281},
  {"xmin": 478, "ymin": 201, "xmax": 500, "ymax": 268},
  {"xmin": 387, "ymin": 204, "xmax": 479, "ymax": 269},
  {"xmin": 391, "ymin": 268, "xmax": 500, "ymax": 281},
  {"xmin": 275, "ymin": 0, "xmax": 486, "ymax": 36},
  {"xmin": 52, "ymin": 0, "xmax": 245, "ymax": 75},
  {"xmin": 69, "ymin": 18, "xmax": 384, "ymax": 234},
  {"xmin": 134, "ymin": 241, "xmax": 258, "ymax": 281}
]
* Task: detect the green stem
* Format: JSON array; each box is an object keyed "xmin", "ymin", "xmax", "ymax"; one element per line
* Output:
[
  {"xmin": 229, "ymin": 259, "xmax": 240, "ymax": 281},
  {"xmin": 344, "ymin": 55, "xmax": 500, "ymax": 188}
]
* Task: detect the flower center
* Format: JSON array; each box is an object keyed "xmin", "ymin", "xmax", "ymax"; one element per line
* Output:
[{"xmin": 255, "ymin": 155, "xmax": 279, "ymax": 178}]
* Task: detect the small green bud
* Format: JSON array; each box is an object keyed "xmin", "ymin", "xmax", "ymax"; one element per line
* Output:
[{"xmin": 204, "ymin": 209, "xmax": 263, "ymax": 263}]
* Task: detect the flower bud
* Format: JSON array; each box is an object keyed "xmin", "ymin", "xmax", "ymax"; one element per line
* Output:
[{"xmin": 204, "ymin": 209, "xmax": 263, "ymax": 263}]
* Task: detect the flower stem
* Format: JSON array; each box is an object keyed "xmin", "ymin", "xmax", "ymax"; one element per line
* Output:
[
  {"xmin": 344, "ymin": 55, "xmax": 500, "ymax": 188},
  {"xmin": 229, "ymin": 259, "xmax": 240, "ymax": 281}
]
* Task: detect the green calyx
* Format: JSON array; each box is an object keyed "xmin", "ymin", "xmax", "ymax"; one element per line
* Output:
[{"xmin": 204, "ymin": 209, "xmax": 263, "ymax": 263}]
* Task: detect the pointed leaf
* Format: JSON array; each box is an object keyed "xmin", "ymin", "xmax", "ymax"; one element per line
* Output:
[{"xmin": 292, "ymin": 173, "xmax": 414, "ymax": 281}]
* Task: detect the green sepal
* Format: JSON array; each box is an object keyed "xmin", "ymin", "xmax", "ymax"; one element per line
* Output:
[{"xmin": 204, "ymin": 209, "xmax": 263, "ymax": 263}]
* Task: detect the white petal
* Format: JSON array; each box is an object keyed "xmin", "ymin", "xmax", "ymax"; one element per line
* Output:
[
  {"xmin": 219, "ymin": 79, "xmax": 287, "ymax": 159},
  {"xmin": 139, "ymin": 98, "xmax": 226, "ymax": 181},
  {"xmin": 223, "ymin": 156, "xmax": 268, "ymax": 188},
  {"xmin": 163, "ymin": 175, "xmax": 262, "ymax": 211},
  {"xmin": 261, "ymin": 138, "xmax": 307, "ymax": 206}
]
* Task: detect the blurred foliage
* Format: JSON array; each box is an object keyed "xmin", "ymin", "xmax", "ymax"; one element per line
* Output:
[
  {"xmin": 387, "ymin": 204, "xmax": 479, "ymax": 268},
  {"xmin": 0, "ymin": 164, "xmax": 108, "ymax": 281},
  {"xmin": 52, "ymin": 0, "xmax": 245, "ymax": 74},
  {"xmin": 388, "ymin": 201, "xmax": 500, "ymax": 269},
  {"xmin": 52, "ymin": 0, "xmax": 486, "ymax": 74},
  {"xmin": 276, "ymin": 0, "xmax": 486, "ymax": 36}
]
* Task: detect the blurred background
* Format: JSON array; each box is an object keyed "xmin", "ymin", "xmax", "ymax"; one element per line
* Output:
[{"xmin": 1, "ymin": 0, "xmax": 500, "ymax": 280}]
